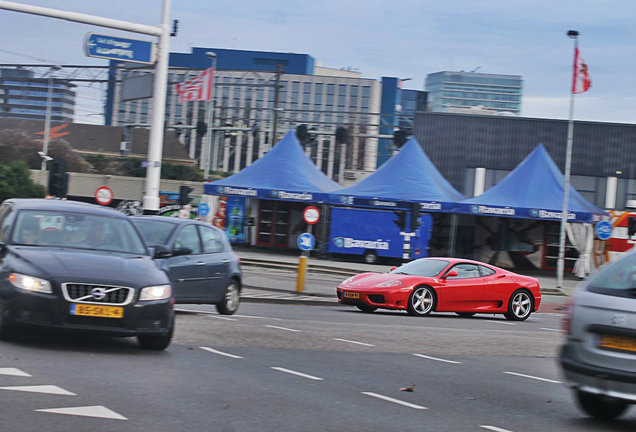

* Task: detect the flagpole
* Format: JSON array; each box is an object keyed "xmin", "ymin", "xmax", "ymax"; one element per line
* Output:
[{"xmin": 556, "ymin": 30, "xmax": 579, "ymax": 291}]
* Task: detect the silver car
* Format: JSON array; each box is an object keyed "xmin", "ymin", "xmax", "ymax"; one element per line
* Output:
[{"xmin": 560, "ymin": 250, "xmax": 636, "ymax": 419}]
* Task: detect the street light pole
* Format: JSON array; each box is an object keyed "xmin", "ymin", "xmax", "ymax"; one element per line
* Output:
[
  {"xmin": 556, "ymin": 30, "xmax": 580, "ymax": 291},
  {"xmin": 203, "ymin": 51, "xmax": 216, "ymax": 179},
  {"xmin": 41, "ymin": 65, "xmax": 61, "ymax": 171}
]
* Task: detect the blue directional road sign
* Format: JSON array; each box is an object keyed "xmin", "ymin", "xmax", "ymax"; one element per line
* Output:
[
  {"xmin": 595, "ymin": 220, "xmax": 613, "ymax": 240},
  {"xmin": 197, "ymin": 203, "xmax": 210, "ymax": 217},
  {"xmin": 297, "ymin": 233, "xmax": 315, "ymax": 251},
  {"xmin": 84, "ymin": 33, "xmax": 155, "ymax": 64}
]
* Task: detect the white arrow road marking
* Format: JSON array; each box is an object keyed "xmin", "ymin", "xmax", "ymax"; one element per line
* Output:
[
  {"xmin": 361, "ymin": 392, "xmax": 427, "ymax": 410},
  {"xmin": 36, "ymin": 405, "xmax": 127, "ymax": 420},
  {"xmin": 0, "ymin": 385, "xmax": 76, "ymax": 395},
  {"xmin": 0, "ymin": 368, "xmax": 31, "ymax": 377}
]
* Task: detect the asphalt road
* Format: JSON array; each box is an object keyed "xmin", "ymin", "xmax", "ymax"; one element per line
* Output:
[{"xmin": 1, "ymin": 302, "xmax": 634, "ymax": 432}]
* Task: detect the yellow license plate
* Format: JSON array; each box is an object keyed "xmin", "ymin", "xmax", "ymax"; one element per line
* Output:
[
  {"xmin": 70, "ymin": 304, "xmax": 124, "ymax": 319},
  {"xmin": 343, "ymin": 291, "xmax": 360, "ymax": 299},
  {"xmin": 599, "ymin": 335, "xmax": 636, "ymax": 353}
]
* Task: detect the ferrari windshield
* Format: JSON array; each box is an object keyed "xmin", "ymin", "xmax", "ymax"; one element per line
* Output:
[{"xmin": 390, "ymin": 258, "xmax": 449, "ymax": 277}]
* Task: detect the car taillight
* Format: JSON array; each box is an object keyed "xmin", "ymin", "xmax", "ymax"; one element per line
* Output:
[{"xmin": 562, "ymin": 297, "xmax": 575, "ymax": 335}]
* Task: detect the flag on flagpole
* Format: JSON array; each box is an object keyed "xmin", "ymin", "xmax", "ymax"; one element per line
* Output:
[
  {"xmin": 175, "ymin": 67, "xmax": 214, "ymax": 103},
  {"xmin": 572, "ymin": 47, "xmax": 591, "ymax": 94}
]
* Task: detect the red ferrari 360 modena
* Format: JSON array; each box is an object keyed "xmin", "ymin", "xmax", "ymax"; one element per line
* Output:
[{"xmin": 336, "ymin": 257, "xmax": 541, "ymax": 320}]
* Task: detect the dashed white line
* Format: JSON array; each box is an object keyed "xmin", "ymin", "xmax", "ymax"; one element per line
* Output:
[
  {"xmin": 0, "ymin": 385, "xmax": 76, "ymax": 395},
  {"xmin": 200, "ymin": 346, "xmax": 243, "ymax": 359},
  {"xmin": 480, "ymin": 426, "xmax": 514, "ymax": 432},
  {"xmin": 0, "ymin": 368, "xmax": 31, "ymax": 377},
  {"xmin": 271, "ymin": 367, "xmax": 323, "ymax": 381},
  {"xmin": 540, "ymin": 327, "xmax": 564, "ymax": 332},
  {"xmin": 36, "ymin": 405, "xmax": 127, "ymax": 420},
  {"xmin": 361, "ymin": 392, "xmax": 427, "ymax": 410},
  {"xmin": 487, "ymin": 320, "xmax": 516, "ymax": 326},
  {"xmin": 208, "ymin": 315, "xmax": 237, "ymax": 321},
  {"xmin": 265, "ymin": 324, "xmax": 301, "ymax": 332},
  {"xmin": 412, "ymin": 353, "xmax": 462, "ymax": 364},
  {"xmin": 234, "ymin": 314, "xmax": 283, "ymax": 320},
  {"xmin": 333, "ymin": 338, "xmax": 375, "ymax": 347},
  {"xmin": 504, "ymin": 371, "xmax": 562, "ymax": 384}
]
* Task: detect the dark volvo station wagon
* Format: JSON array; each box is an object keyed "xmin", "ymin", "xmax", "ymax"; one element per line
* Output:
[{"xmin": 0, "ymin": 199, "xmax": 174, "ymax": 350}]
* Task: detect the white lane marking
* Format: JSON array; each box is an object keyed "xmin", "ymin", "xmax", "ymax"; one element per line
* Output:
[
  {"xmin": 361, "ymin": 392, "xmax": 427, "ymax": 410},
  {"xmin": 540, "ymin": 327, "xmax": 564, "ymax": 332},
  {"xmin": 504, "ymin": 371, "xmax": 562, "ymax": 384},
  {"xmin": 412, "ymin": 353, "xmax": 462, "ymax": 364},
  {"xmin": 234, "ymin": 314, "xmax": 283, "ymax": 321},
  {"xmin": 209, "ymin": 316, "xmax": 237, "ymax": 321},
  {"xmin": 36, "ymin": 405, "xmax": 127, "ymax": 420},
  {"xmin": 175, "ymin": 308, "xmax": 237, "ymax": 320},
  {"xmin": 487, "ymin": 320, "xmax": 516, "ymax": 326},
  {"xmin": 0, "ymin": 368, "xmax": 31, "ymax": 377},
  {"xmin": 333, "ymin": 338, "xmax": 375, "ymax": 347},
  {"xmin": 0, "ymin": 385, "xmax": 76, "ymax": 395},
  {"xmin": 271, "ymin": 367, "xmax": 323, "ymax": 381},
  {"xmin": 200, "ymin": 346, "xmax": 243, "ymax": 359},
  {"xmin": 265, "ymin": 325, "xmax": 301, "ymax": 332},
  {"xmin": 481, "ymin": 426, "xmax": 514, "ymax": 432}
]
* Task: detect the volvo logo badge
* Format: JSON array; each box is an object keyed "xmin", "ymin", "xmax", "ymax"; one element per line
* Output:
[{"xmin": 90, "ymin": 287, "xmax": 106, "ymax": 300}]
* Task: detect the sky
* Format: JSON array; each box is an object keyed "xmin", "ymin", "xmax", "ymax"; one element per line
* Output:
[{"xmin": 2, "ymin": 0, "xmax": 636, "ymax": 124}]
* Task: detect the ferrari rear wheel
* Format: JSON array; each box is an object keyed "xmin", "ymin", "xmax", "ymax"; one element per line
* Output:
[
  {"xmin": 504, "ymin": 289, "xmax": 533, "ymax": 321},
  {"xmin": 456, "ymin": 312, "xmax": 475, "ymax": 318},
  {"xmin": 356, "ymin": 304, "xmax": 377, "ymax": 313},
  {"xmin": 407, "ymin": 286, "xmax": 436, "ymax": 317}
]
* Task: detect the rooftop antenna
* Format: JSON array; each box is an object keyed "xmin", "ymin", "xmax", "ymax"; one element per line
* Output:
[{"xmin": 470, "ymin": 66, "xmax": 481, "ymax": 73}]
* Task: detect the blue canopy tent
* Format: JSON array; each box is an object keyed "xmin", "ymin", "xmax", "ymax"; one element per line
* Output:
[
  {"xmin": 329, "ymin": 137, "xmax": 465, "ymax": 211},
  {"xmin": 204, "ymin": 130, "xmax": 342, "ymax": 202},
  {"xmin": 454, "ymin": 144, "xmax": 606, "ymax": 223}
]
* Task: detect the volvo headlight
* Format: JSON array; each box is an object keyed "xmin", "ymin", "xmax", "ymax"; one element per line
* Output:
[
  {"xmin": 140, "ymin": 284, "xmax": 172, "ymax": 301},
  {"xmin": 376, "ymin": 279, "xmax": 403, "ymax": 288},
  {"xmin": 8, "ymin": 273, "xmax": 52, "ymax": 294}
]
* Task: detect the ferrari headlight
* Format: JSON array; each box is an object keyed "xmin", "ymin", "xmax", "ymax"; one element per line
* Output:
[
  {"xmin": 140, "ymin": 284, "xmax": 172, "ymax": 301},
  {"xmin": 376, "ymin": 279, "xmax": 403, "ymax": 288},
  {"xmin": 8, "ymin": 273, "xmax": 52, "ymax": 294}
]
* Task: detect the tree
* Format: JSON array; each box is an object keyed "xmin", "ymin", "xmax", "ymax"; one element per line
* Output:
[{"xmin": 0, "ymin": 161, "xmax": 46, "ymax": 202}]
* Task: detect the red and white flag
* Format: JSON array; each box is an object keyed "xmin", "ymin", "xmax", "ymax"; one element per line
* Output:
[
  {"xmin": 572, "ymin": 47, "xmax": 591, "ymax": 94},
  {"xmin": 175, "ymin": 67, "xmax": 214, "ymax": 103}
]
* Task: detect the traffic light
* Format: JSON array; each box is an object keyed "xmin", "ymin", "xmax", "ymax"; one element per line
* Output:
[
  {"xmin": 170, "ymin": 19, "xmax": 179, "ymax": 37},
  {"xmin": 179, "ymin": 185, "xmax": 193, "ymax": 206},
  {"xmin": 393, "ymin": 211, "xmax": 407, "ymax": 231},
  {"xmin": 296, "ymin": 124, "xmax": 310, "ymax": 142},
  {"xmin": 196, "ymin": 121, "xmax": 208, "ymax": 137},
  {"xmin": 393, "ymin": 129, "xmax": 409, "ymax": 148},
  {"xmin": 410, "ymin": 202, "xmax": 422, "ymax": 232},
  {"xmin": 47, "ymin": 158, "xmax": 68, "ymax": 197},
  {"xmin": 335, "ymin": 126, "xmax": 349, "ymax": 143}
]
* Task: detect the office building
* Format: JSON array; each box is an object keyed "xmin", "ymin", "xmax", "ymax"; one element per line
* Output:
[
  {"xmin": 425, "ymin": 71, "xmax": 522, "ymax": 116},
  {"xmin": 0, "ymin": 67, "xmax": 75, "ymax": 122}
]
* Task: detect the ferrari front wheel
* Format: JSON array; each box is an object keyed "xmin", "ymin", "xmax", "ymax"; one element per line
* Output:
[{"xmin": 407, "ymin": 286, "xmax": 436, "ymax": 317}]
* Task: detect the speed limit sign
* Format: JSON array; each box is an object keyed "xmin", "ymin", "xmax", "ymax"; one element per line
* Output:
[{"xmin": 303, "ymin": 206, "xmax": 320, "ymax": 224}]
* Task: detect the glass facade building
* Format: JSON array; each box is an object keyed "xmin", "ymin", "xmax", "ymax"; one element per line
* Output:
[
  {"xmin": 0, "ymin": 68, "xmax": 75, "ymax": 122},
  {"xmin": 425, "ymin": 71, "xmax": 522, "ymax": 116}
]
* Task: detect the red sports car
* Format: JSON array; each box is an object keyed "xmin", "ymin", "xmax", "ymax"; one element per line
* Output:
[{"xmin": 336, "ymin": 257, "xmax": 541, "ymax": 321}]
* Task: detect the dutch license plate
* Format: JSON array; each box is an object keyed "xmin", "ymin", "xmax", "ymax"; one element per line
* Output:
[
  {"xmin": 343, "ymin": 291, "xmax": 360, "ymax": 299},
  {"xmin": 599, "ymin": 334, "xmax": 636, "ymax": 353},
  {"xmin": 70, "ymin": 304, "xmax": 124, "ymax": 319}
]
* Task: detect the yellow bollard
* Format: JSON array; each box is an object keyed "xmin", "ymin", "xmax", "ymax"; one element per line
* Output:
[{"xmin": 296, "ymin": 255, "xmax": 307, "ymax": 293}]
